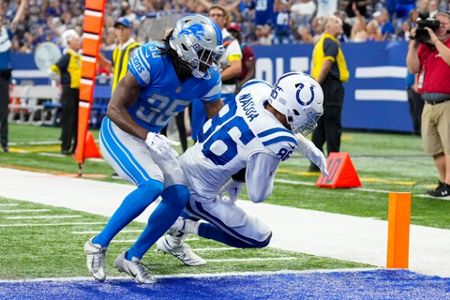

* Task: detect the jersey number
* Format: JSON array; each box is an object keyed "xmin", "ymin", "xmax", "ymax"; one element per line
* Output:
[
  {"xmin": 200, "ymin": 103, "xmax": 256, "ymax": 166},
  {"xmin": 136, "ymin": 94, "xmax": 189, "ymax": 127}
]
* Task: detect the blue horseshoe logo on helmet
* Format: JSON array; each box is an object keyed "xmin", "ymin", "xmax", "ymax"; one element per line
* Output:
[{"xmin": 296, "ymin": 83, "xmax": 315, "ymax": 106}]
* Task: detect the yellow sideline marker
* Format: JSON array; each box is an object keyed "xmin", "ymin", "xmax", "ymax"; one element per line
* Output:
[{"xmin": 386, "ymin": 192, "xmax": 411, "ymax": 269}]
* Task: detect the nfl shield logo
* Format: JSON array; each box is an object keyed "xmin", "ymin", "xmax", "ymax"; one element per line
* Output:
[{"xmin": 175, "ymin": 86, "xmax": 182, "ymax": 93}]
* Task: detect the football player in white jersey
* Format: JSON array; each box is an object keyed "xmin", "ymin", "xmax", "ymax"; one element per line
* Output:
[
  {"xmin": 83, "ymin": 15, "xmax": 225, "ymax": 283},
  {"xmin": 155, "ymin": 72, "xmax": 328, "ymax": 265}
]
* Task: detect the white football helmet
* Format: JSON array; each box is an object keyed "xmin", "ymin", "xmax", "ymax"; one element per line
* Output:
[
  {"xmin": 269, "ymin": 72, "xmax": 324, "ymax": 135},
  {"xmin": 169, "ymin": 14, "xmax": 225, "ymax": 79}
]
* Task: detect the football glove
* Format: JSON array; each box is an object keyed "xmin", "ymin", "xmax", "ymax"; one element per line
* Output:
[
  {"xmin": 145, "ymin": 132, "xmax": 179, "ymax": 159},
  {"xmin": 219, "ymin": 179, "xmax": 243, "ymax": 203},
  {"xmin": 295, "ymin": 133, "xmax": 329, "ymax": 177}
]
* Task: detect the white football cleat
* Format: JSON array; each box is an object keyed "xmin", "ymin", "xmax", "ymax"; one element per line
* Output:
[
  {"xmin": 84, "ymin": 237, "xmax": 107, "ymax": 282},
  {"xmin": 114, "ymin": 251, "xmax": 155, "ymax": 284},
  {"xmin": 156, "ymin": 234, "xmax": 206, "ymax": 266}
]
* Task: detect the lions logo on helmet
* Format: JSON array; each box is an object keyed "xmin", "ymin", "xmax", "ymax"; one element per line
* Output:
[
  {"xmin": 269, "ymin": 72, "xmax": 324, "ymax": 135},
  {"xmin": 170, "ymin": 15, "xmax": 225, "ymax": 79}
]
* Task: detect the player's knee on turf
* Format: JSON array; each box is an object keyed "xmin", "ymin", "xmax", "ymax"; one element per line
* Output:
[{"xmin": 246, "ymin": 230, "xmax": 272, "ymax": 248}]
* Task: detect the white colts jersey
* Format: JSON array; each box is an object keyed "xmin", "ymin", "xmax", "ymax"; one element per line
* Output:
[{"xmin": 180, "ymin": 80, "xmax": 298, "ymax": 200}]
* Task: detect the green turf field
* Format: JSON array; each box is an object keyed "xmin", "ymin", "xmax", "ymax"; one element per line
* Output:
[
  {"xmin": 0, "ymin": 123, "xmax": 449, "ymax": 279},
  {"xmin": 0, "ymin": 197, "xmax": 369, "ymax": 280}
]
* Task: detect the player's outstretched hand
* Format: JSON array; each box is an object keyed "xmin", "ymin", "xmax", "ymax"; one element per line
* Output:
[
  {"xmin": 145, "ymin": 132, "xmax": 179, "ymax": 159},
  {"xmin": 295, "ymin": 133, "xmax": 329, "ymax": 177},
  {"xmin": 307, "ymin": 146, "xmax": 329, "ymax": 177}
]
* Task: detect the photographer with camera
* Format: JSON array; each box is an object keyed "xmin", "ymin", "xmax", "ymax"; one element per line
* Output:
[{"xmin": 406, "ymin": 11, "xmax": 450, "ymax": 198}]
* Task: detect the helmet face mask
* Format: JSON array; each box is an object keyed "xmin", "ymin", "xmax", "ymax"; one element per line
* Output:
[
  {"xmin": 269, "ymin": 72, "xmax": 324, "ymax": 136},
  {"xmin": 170, "ymin": 15, "xmax": 225, "ymax": 79}
]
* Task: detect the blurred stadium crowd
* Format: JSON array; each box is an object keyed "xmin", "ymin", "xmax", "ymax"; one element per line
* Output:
[{"xmin": 1, "ymin": 0, "xmax": 449, "ymax": 53}]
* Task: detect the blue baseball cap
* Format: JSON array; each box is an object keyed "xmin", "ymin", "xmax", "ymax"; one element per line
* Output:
[{"xmin": 114, "ymin": 17, "xmax": 132, "ymax": 28}]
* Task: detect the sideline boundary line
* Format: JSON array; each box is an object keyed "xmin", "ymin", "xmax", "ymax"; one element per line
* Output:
[{"xmin": 0, "ymin": 268, "xmax": 383, "ymax": 283}]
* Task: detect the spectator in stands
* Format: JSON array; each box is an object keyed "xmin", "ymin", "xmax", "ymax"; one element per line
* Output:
[
  {"xmin": 350, "ymin": 3, "xmax": 370, "ymax": 42},
  {"xmin": 335, "ymin": 10, "xmax": 353, "ymax": 41},
  {"xmin": 342, "ymin": 0, "xmax": 371, "ymax": 18},
  {"xmin": 227, "ymin": 22, "xmax": 256, "ymax": 92},
  {"xmin": 373, "ymin": 9, "xmax": 395, "ymax": 40},
  {"xmin": 311, "ymin": 16, "xmax": 325, "ymax": 43},
  {"xmin": 428, "ymin": 0, "xmax": 439, "ymax": 17},
  {"xmin": 253, "ymin": 24, "xmax": 274, "ymax": 45},
  {"xmin": 291, "ymin": 0, "xmax": 317, "ymax": 27},
  {"xmin": 254, "ymin": 0, "xmax": 276, "ymax": 26},
  {"xmin": 366, "ymin": 19, "xmax": 383, "ymax": 41},
  {"xmin": 273, "ymin": 0, "xmax": 292, "ymax": 45},
  {"xmin": 49, "ymin": 29, "xmax": 81, "ymax": 155},
  {"xmin": 310, "ymin": 15, "xmax": 350, "ymax": 172},
  {"xmin": 398, "ymin": 19, "xmax": 413, "ymax": 40},
  {"xmin": 294, "ymin": 26, "xmax": 315, "ymax": 43},
  {"xmin": 406, "ymin": 11, "xmax": 450, "ymax": 198}
]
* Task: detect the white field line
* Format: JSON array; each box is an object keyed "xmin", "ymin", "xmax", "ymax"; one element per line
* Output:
[
  {"xmin": 8, "ymin": 141, "xmax": 60, "ymax": 146},
  {"xmin": 0, "ymin": 222, "xmax": 105, "ymax": 228},
  {"xmin": 185, "ymin": 237, "xmax": 199, "ymax": 242},
  {"xmin": 0, "ymin": 203, "xmax": 19, "ymax": 207},
  {"xmin": 208, "ymin": 257, "xmax": 297, "ymax": 263},
  {"xmin": 38, "ymin": 153, "xmax": 66, "ymax": 158},
  {"xmin": 110, "ymin": 238, "xmax": 200, "ymax": 243},
  {"xmin": 0, "ymin": 209, "xmax": 50, "ymax": 213},
  {"xmin": 194, "ymin": 247, "xmax": 234, "ymax": 252},
  {"xmin": 0, "ymin": 268, "xmax": 383, "ymax": 282},
  {"xmin": 110, "ymin": 240, "xmax": 136, "ymax": 243},
  {"xmin": 71, "ymin": 229, "xmax": 142, "ymax": 234},
  {"xmin": 275, "ymin": 178, "xmax": 440, "ymax": 199},
  {"xmin": 6, "ymin": 215, "xmax": 82, "ymax": 220}
]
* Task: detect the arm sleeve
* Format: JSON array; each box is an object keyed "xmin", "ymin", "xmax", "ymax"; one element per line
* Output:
[
  {"xmin": 54, "ymin": 54, "xmax": 69, "ymax": 72},
  {"xmin": 246, "ymin": 151, "xmax": 281, "ymax": 203},
  {"xmin": 323, "ymin": 38, "xmax": 338, "ymax": 62},
  {"xmin": 226, "ymin": 40, "xmax": 242, "ymax": 62},
  {"xmin": 127, "ymin": 46, "xmax": 151, "ymax": 87}
]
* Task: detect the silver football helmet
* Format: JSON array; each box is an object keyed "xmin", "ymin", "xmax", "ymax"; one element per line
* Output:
[
  {"xmin": 169, "ymin": 14, "xmax": 225, "ymax": 79},
  {"xmin": 269, "ymin": 72, "xmax": 324, "ymax": 135}
]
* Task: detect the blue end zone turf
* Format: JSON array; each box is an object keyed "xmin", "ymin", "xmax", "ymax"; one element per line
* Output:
[{"xmin": 1, "ymin": 270, "xmax": 449, "ymax": 300}]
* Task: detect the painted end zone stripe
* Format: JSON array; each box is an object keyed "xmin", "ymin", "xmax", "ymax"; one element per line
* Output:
[{"xmin": 0, "ymin": 270, "xmax": 447, "ymax": 300}]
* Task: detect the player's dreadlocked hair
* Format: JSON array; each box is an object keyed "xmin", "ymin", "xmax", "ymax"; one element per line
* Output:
[{"xmin": 158, "ymin": 30, "xmax": 192, "ymax": 82}]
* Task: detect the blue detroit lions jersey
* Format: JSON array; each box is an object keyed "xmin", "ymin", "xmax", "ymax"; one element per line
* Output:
[
  {"xmin": 180, "ymin": 80, "xmax": 298, "ymax": 198},
  {"xmin": 127, "ymin": 41, "xmax": 222, "ymax": 132}
]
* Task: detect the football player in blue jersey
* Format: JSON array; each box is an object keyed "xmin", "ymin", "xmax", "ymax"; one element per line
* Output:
[
  {"xmin": 155, "ymin": 72, "xmax": 329, "ymax": 265},
  {"xmin": 83, "ymin": 15, "xmax": 225, "ymax": 284}
]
